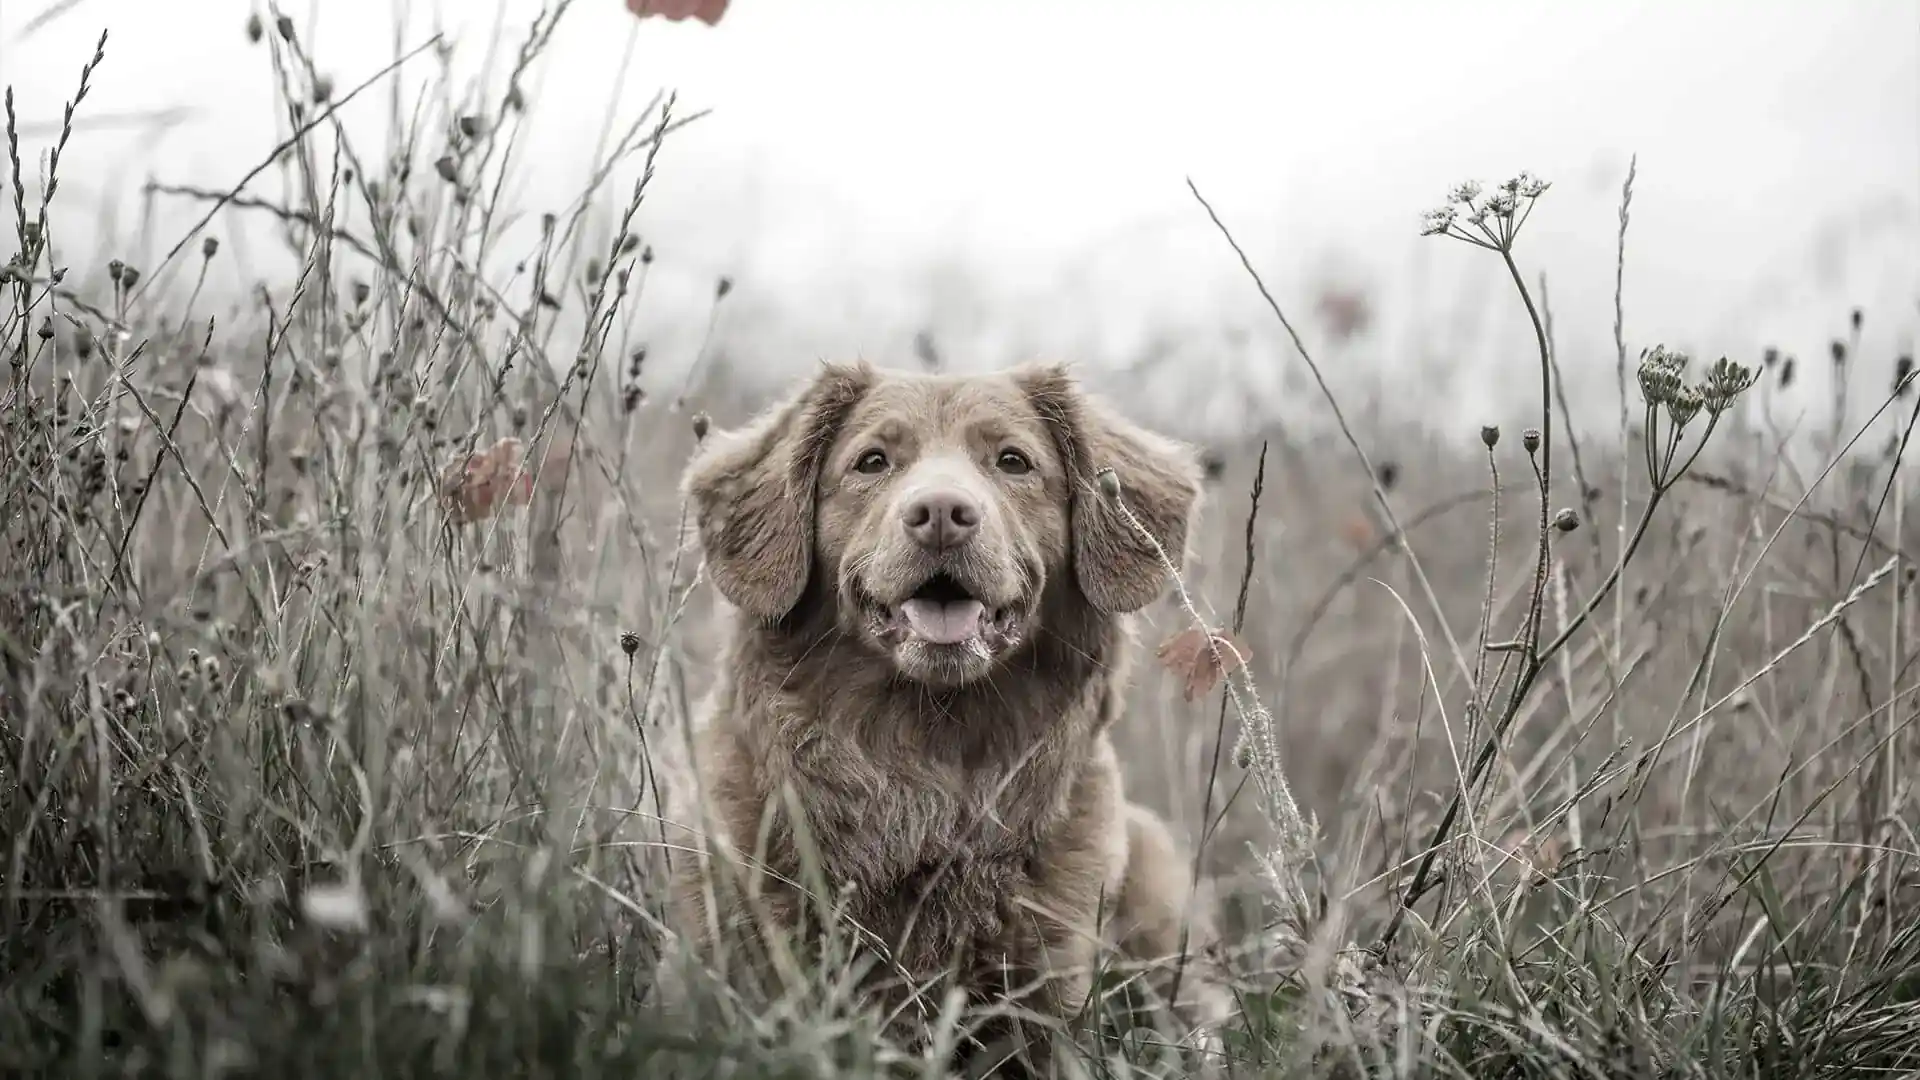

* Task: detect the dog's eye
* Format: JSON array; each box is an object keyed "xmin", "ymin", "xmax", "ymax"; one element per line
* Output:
[
  {"xmin": 996, "ymin": 449, "xmax": 1033, "ymax": 475},
  {"xmin": 853, "ymin": 449, "xmax": 890, "ymax": 474}
]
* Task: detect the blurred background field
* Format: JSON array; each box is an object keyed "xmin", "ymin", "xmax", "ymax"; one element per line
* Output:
[{"xmin": 3, "ymin": 2, "xmax": 1920, "ymax": 1077}]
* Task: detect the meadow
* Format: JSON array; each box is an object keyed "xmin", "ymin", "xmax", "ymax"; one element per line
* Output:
[{"xmin": 3, "ymin": 12, "xmax": 1919, "ymax": 1079}]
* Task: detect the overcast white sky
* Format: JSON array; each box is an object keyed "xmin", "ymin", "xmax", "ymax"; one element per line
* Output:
[{"xmin": 4, "ymin": 0, "xmax": 1917, "ymax": 439}]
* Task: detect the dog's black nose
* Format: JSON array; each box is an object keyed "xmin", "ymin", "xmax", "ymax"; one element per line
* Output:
[{"xmin": 901, "ymin": 488, "xmax": 981, "ymax": 552}]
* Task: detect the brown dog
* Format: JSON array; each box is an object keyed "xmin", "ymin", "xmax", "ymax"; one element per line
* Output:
[{"xmin": 666, "ymin": 360, "xmax": 1224, "ymax": 1072}]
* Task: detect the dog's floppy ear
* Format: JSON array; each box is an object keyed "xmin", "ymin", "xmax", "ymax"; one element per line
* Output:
[
  {"xmin": 1018, "ymin": 363, "xmax": 1203, "ymax": 613},
  {"xmin": 682, "ymin": 361, "xmax": 874, "ymax": 621}
]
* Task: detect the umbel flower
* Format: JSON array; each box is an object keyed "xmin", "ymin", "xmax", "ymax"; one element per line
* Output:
[
  {"xmin": 1420, "ymin": 172, "xmax": 1553, "ymax": 250},
  {"xmin": 1635, "ymin": 345, "xmax": 1757, "ymax": 486}
]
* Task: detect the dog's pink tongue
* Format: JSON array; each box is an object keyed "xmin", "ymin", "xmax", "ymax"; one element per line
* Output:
[{"xmin": 899, "ymin": 598, "xmax": 986, "ymax": 645}]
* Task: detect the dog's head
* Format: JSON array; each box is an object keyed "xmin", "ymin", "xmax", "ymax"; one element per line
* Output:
[{"xmin": 684, "ymin": 361, "xmax": 1202, "ymax": 688}]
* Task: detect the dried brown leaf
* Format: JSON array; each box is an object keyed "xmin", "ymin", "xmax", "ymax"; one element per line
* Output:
[
  {"xmin": 1155, "ymin": 625, "xmax": 1250, "ymax": 703},
  {"xmin": 439, "ymin": 437, "xmax": 538, "ymax": 525}
]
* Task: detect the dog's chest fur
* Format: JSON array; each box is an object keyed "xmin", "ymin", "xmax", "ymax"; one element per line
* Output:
[{"xmin": 698, "ymin": 624, "xmax": 1129, "ymax": 968}]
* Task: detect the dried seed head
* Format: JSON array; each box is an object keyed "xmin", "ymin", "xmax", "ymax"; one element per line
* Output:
[
  {"xmin": 201, "ymin": 236, "xmax": 219, "ymax": 260},
  {"xmin": 1851, "ymin": 307, "xmax": 1864, "ymax": 332},
  {"xmin": 1780, "ymin": 356, "xmax": 1797, "ymax": 389},
  {"xmin": 691, "ymin": 412, "xmax": 711, "ymax": 441},
  {"xmin": 1097, "ymin": 468, "xmax": 1122, "ymax": 500},
  {"xmin": 36, "ymin": 317, "xmax": 53, "ymax": 342},
  {"xmin": 1896, "ymin": 356, "xmax": 1914, "ymax": 398},
  {"xmin": 715, "ymin": 276, "xmax": 733, "ymax": 300},
  {"xmin": 247, "ymin": 12, "xmax": 264, "ymax": 42},
  {"xmin": 640, "ymin": 245, "xmax": 655, "ymax": 265},
  {"xmin": 619, "ymin": 232, "xmax": 640, "ymax": 255},
  {"xmin": 352, "ymin": 280, "xmax": 370, "ymax": 307},
  {"xmin": 619, "ymin": 631, "xmax": 641, "ymax": 656},
  {"xmin": 1522, "ymin": 428, "xmax": 1541, "ymax": 454},
  {"xmin": 275, "ymin": 14, "xmax": 294, "ymax": 40},
  {"xmin": 1552, "ymin": 508, "xmax": 1580, "ymax": 533},
  {"xmin": 311, "ymin": 75, "xmax": 334, "ymax": 104},
  {"xmin": 1831, "ymin": 339, "xmax": 1847, "ymax": 365},
  {"xmin": 506, "ymin": 86, "xmax": 526, "ymax": 112},
  {"xmin": 119, "ymin": 266, "xmax": 140, "ymax": 290},
  {"xmin": 1667, "ymin": 385, "xmax": 1704, "ymax": 429},
  {"xmin": 107, "ymin": 259, "xmax": 124, "ymax": 284},
  {"xmin": 585, "ymin": 258, "xmax": 603, "ymax": 286},
  {"xmin": 1637, "ymin": 344, "xmax": 1688, "ymax": 406},
  {"xmin": 1376, "ymin": 460, "xmax": 1400, "ymax": 491},
  {"xmin": 1698, "ymin": 356, "xmax": 1758, "ymax": 415},
  {"xmin": 1762, "ymin": 346, "xmax": 1779, "ymax": 368},
  {"xmin": 1420, "ymin": 205, "xmax": 1456, "ymax": 236},
  {"xmin": 434, "ymin": 155, "xmax": 459, "ymax": 184},
  {"xmin": 1480, "ymin": 424, "xmax": 1500, "ymax": 449},
  {"xmin": 457, "ymin": 115, "xmax": 487, "ymax": 140}
]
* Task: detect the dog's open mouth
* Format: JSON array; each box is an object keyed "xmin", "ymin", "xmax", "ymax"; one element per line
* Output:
[{"xmin": 893, "ymin": 573, "xmax": 1002, "ymax": 646}]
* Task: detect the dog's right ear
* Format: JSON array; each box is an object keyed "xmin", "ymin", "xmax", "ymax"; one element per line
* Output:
[{"xmin": 681, "ymin": 361, "xmax": 873, "ymax": 622}]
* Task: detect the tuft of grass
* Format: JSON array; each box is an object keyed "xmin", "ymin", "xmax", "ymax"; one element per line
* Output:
[{"xmin": 4, "ymin": 10, "xmax": 1919, "ymax": 1079}]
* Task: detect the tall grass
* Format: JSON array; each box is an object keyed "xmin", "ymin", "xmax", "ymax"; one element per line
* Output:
[{"xmin": 4, "ymin": 10, "xmax": 1919, "ymax": 1079}]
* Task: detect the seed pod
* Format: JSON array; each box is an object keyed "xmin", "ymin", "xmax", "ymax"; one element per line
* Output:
[{"xmin": 1480, "ymin": 425, "xmax": 1500, "ymax": 449}]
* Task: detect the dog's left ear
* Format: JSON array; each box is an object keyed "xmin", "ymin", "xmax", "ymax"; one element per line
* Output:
[
  {"xmin": 1018, "ymin": 363, "xmax": 1203, "ymax": 614},
  {"xmin": 681, "ymin": 361, "xmax": 873, "ymax": 621}
]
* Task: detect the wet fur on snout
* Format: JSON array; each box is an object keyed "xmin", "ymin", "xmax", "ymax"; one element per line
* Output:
[{"xmin": 667, "ymin": 360, "xmax": 1229, "ymax": 1067}]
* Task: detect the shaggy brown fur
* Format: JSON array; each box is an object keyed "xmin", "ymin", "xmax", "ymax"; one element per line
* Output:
[{"xmin": 666, "ymin": 360, "xmax": 1226, "ymax": 1073}]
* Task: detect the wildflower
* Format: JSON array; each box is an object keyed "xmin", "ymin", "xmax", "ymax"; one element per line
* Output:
[
  {"xmin": 1485, "ymin": 190, "xmax": 1519, "ymax": 219},
  {"xmin": 1637, "ymin": 345, "xmax": 1687, "ymax": 406},
  {"xmin": 438, "ymin": 437, "xmax": 537, "ymax": 525},
  {"xmin": 1667, "ymin": 385, "xmax": 1704, "ymax": 429},
  {"xmin": 1419, "ymin": 205, "xmax": 1457, "ymax": 236},
  {"xmin": 1449, "ymin": 181, "xmax": 1482, "ymax": 205},
  {"xmin": 1698, "ymin": 356, "xmax": 1757, "ymax": 415},
  {"xmin": 1512, "ymin": 171, "xmax": 1550, "ymax": 198},
  {"xmin": 1155, "ymin": 625, "xmax": 1250, "ymax": 703}
]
